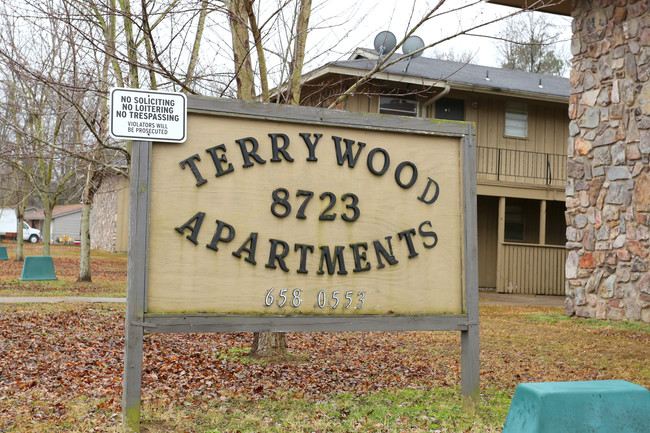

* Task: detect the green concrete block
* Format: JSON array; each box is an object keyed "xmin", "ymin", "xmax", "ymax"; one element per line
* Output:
[
  {"xmin": 0, "ymin": 246, "xmax": 8, "ymax": 260},
  {"xmin": 20, "ymin": 256, "xmax": 57, "ymax": 281},
  {"xmin": 503, "ymin": 380, "xmax": 650, "ymax": 433}
]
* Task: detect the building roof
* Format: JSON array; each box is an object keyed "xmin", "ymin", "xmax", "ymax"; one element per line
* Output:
[
  {"xmin": 485, "ymin": 0, "xmax": 571, "ymax": 16},
  {"xmin": 25, "ymin": 204, "xmax": 82, "ymax": 220},
  {"xmin": 305, "ymin": 54, "xmax": 570, "ymax": 103}
]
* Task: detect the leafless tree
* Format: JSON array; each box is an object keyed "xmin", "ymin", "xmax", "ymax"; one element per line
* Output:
[
  {"xmin": 496, "ymin": 11, "xmax": 568, "ymax": 76},
  {"xmin": 0, "ymin": 4, "xmax": 85, "ymax": 256},
  {"xmin": 0, "ymin": 1, "xmax": 129, "ymax": 272},
  {"xmin": 431, "ymin": 47, "xmax": 477, "ymax": 64}
]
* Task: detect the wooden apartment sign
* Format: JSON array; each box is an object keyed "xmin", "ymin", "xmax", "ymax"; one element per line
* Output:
[
  {"xmin": 151, "ymin": 119, "xmax": 463, "ymax": 316},
  {"xmin": 123, "ymin": 97, "xmax": 479, "ymax": 429}
]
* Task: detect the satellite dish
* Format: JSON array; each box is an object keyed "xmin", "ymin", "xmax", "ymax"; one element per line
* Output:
[
  {"xmin": 402, "ymin": 36, "xmax": 424, "ymax": 73},
  {"xmin": 402, "ymin": 36, "xmax": 424, "ymax": 58},
  {"xmin": 374, "ymin": 31, "xmax": 397, "ymax": 57}
]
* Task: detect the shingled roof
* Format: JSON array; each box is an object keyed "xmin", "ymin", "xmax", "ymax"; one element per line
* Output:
[
  {"xmin": 307, "ymin": 53, "xmax": 570, "ymax": 102},
  {"xmin": 24, "ymin": 204, "xmax": 82, "ymax": 221}
]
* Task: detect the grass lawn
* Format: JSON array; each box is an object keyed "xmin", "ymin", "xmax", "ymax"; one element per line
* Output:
[
  {"xmin": 0, "ymin": 244, "xmax": 648, "ymax": 432},
  {"xmin": 0, "ymin": 243, "xmax": 126, "ymax": 297}
]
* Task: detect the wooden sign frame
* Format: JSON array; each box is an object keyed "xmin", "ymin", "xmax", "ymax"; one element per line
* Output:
[{"xmin": 123, "ymin": 96, "xmax": 479, "ymax": 430}]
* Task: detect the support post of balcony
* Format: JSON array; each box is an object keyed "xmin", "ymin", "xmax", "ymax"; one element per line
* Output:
[
  {"xmin": 496, "ymin": 196, "xmax": 506, "ymax": 293},
  {"xmin": 539, "ymin": 200, "xmax": 547, "ymax": 245}
]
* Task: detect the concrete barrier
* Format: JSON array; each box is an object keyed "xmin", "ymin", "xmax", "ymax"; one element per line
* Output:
[
  {"xmin": 503, "ymin": 380, "xmax": 650, "ymax": 433},
  {"xmin": 19, "ymin": 256, "xmax": 57, "ymax": 281}
]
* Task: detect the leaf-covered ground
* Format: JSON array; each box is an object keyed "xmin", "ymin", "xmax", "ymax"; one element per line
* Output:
[
  {"xmin": 1, "ymin": 244, "xmax": 648, "ymax": 431},
  {"xmin": 0, "ymin": 303, "xmax": 648, "ymax": 432}
]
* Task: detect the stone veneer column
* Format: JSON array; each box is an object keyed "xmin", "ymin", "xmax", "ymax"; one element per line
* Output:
[
  {"xmin": 566, "ymin": 0, "xmax": 650, "ymax": 322},
  {"xmin": 89, "ymin": 174, "xmax": 120, "ymax": 252}
]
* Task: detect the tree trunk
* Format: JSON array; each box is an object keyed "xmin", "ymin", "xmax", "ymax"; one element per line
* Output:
[
  {"xmin": 42, "ymin": 206, "xmax": 52, "ymax": 256},
  {"xmin": 248, "ymin": 330, "xmax": 293, "ymax": 361},
  {"xmin": 246, "ymin": 0, "xmax": 269, "ymax": 102},
  {"xmin": 184, "ymin": 0, "xmax": 209, "ymax": 91},
  {"xmin": 226, "ymin": 0, "xmax": 304, "ymax": 360},
  {"xmin": 228, "ymin": 0, "xmax": 255, "ymax": 100},
  {"xmin": 15, "ymin": 205, "xmax": 24, "ymax": 262},
  {"xmin": 78, "ymin": 164, "xmax": 104, "ymax": 282},
  {"xmin": 77, "ymin": 202, "xmax": 92, "ymax": 282},
  {"xmin": 244, "ymin": 0, "xmax": 312, "ymax": 360},
  {"xmin": 286, "ymin": 0, "xmax": 311, "ymax": 105}
]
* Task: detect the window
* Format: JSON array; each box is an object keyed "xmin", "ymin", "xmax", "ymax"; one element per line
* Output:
[
  {"xmin": 378, "ymin": 96, "xmax": 418, "ymax": 117},
  {"xmin": 505, "ymin": 205, "xmax": 525, "ymax": 242},
  {"xmin": 23, "ymin": 222, "xmax": 29, "ymax": 230},
  {"xmin": 435, "ymin": 98, "xmax": 465, "ymax": 121},
  {"xmin": 505, "ymin": 102, "xmax": 527, "ymax": 138}
]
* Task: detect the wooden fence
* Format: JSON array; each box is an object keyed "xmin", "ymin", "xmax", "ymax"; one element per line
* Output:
[{"xmin": 500, "ymin": 243, "xmax": 567, "ymax": 295}]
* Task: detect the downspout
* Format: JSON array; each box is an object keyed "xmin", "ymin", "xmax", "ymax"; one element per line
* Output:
[{"xmin": 421, "ymin": 83, "xmax": 451, "ymax": 117}]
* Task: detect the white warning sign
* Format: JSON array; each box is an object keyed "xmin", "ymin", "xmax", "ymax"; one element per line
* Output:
[{"xmin": 110, "ymin": 88, "xmax": 187, "ymax": 143}]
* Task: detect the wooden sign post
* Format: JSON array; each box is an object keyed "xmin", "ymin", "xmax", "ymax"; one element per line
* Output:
[{"xmin": 123, "ymin": 96, "xmax": 479, "ymax": 431}]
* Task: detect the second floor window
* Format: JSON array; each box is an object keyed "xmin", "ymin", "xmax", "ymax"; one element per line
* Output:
[
  {"xmin": 505, "ymin": 102, "xmax": 528, "ymax": 138},
  {"xmin": 379, "ymin": 96, "xmax": 418, "ymax": 117},
  {"xmin": 435, "ymin": 98, "xmax": 465, "ymax": 121}
]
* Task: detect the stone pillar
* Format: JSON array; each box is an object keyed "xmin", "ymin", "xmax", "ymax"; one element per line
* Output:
[
  {"xmin": 90, "ymin": 174, "xmax": 120, "ymax": 253},
  {"xmin": 566, "ymin": 0, "xmax": 650, "ymax": 322}
]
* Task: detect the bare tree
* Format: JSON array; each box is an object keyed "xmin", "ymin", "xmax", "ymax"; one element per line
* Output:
[
  {"xmin": 431, "ymin": 47, "xmax": 477, "ymax": 64},
  {"xmin": 0, "ymin": 68, "xmax": 34, "ymax": 261},
  {"xmin": 496, "ymin": 11, "xmax": 567, "ymax": 75},
  {"xmin": 0, "ymin": 5, "xmax": 84, "ymax": 256},
  {"xmin": 0, "ymin": 1, "xmax": 130, "ymax": 269},
  {"xmin": 224, "ymin": 0, "xmax": 314, "ymax": 359}
]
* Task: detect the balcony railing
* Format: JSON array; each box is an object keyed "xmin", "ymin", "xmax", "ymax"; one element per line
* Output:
[
  {"xmin": 499, "ymin": 243, "xmax": 567, "ymax": 295},
  {"xmin": 477, "ymin": 146, "xmax": 566, "ymax": 188}
]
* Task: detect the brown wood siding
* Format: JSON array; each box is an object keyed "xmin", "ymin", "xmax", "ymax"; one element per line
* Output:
[
  {"xmin": 477, "ymin": 196, "xmax": 498, "ymax": 288},
  {"xmin": 453, "ymin": 90, "xmax": 567, "ymax": 153},
  {"xmin": 333, "ymin": 90, "xmax": 567, "ymax": 165},
  {"xmin": 501, "ymin": 243, "xmax": 567, "ymax": 295},
  {"xmin": 466, "ymin": 93, "xmax": 568, "ymax": 188},
  {"xmin": 345, "ymin": 94, "xmax": 375, "ymax": 113}
]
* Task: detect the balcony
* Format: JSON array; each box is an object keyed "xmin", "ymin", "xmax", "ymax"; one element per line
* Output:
[
  {"xmin": 476, "ymin": 146, "xmax": 566, "ymax": 189},
  {"xmin": 500, "ymin": 243, "xmax": 567, "ymax": 295}
]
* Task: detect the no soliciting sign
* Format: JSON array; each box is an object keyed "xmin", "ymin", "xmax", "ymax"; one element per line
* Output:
[{"xmin": 110, "ymin": 88, "xmax": 187, "ymax": 143}]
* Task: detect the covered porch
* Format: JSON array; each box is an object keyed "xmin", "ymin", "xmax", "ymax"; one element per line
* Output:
[{"xmin": 477, "ymin": 194, "xmax": 567, "ymax": 296}]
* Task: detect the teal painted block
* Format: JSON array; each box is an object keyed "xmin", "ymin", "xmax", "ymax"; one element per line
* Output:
[
  {"xmin": 0, "ymin": 246, "xmax": 8, "ymax": 260},
  {"xmin": 20, "ymin": 256, "xmax": 57, "ymax": 281},
  {"xmin": 503, "ymin": 380, "xmax": 650, "ymax": 433}
]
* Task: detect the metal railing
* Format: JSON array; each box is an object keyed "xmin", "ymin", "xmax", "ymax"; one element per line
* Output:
[{"xmin": 477, "ymin": 146, "xmax": 566, "ymax": 187}]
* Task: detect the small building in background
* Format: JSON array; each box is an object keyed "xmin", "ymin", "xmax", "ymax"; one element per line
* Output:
[{"xmin": 25, "ymin": 204, "xmax": 83, "ymax": 243}]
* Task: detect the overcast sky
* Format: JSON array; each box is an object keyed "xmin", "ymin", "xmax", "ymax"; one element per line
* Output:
[{"xmin": 305, "ymin": 0, "xmax": 572, "ymax": 71}]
